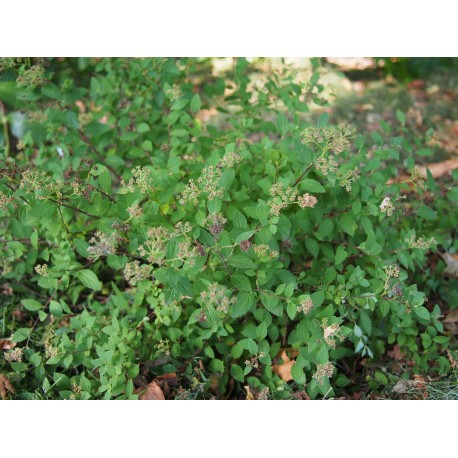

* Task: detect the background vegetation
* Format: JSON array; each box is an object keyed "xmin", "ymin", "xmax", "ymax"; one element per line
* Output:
[{"xmin": 0, "ymin": 57, "xmax": 456, "ymax": 400}]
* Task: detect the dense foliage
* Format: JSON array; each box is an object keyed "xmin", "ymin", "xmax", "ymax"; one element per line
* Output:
[{"xmin": 0, "ymin": 58, "xmax": 456, "ymax": 399}]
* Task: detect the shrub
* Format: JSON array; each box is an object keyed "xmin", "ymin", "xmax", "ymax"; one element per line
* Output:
[{"xmin": 0, "ymin": 58, "xmax": 455, "ymax": 399}]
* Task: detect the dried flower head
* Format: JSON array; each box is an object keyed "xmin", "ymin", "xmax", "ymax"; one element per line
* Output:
[
  {"xmin": 155, "ymin": 338, "xmax": 171, "ymax": 356},
  {"xmin": 4, "ymin": 347, "xmax": 23, "ymax": 363},
  {"xmin": 198, "ymin": 165, "xmax": 224, "ymax": 201},
  {"xmin": 240, "ymin": 240, "xmax": 252, "ymax": 252},
  {"xmin": 253, "ymin": 244, "xmax": 278, "ymax": 259},
  {"xmin": 173, "ymin": 221, "xmax": 193, "ymax": 237},
  {"xmin": 269, "ymin": 182, "xmax": 298, "ymax": 216},
  {"xmin": 203, "ymin": 212, "xmax": 227, "ymax": 236},
  {"xmin": 88, "ymin": 231, "xmax": 118, "ymax": 259},
  {"xmin": 119, "ymin": 166, "xmax": 153, "ymax": 194},
  {"xmin": 313, "ymin": 362, "xmax": 334, "ymax": 385},
  {"xmin": 297, "ymin": 193, "xmax": 318, "ymax": 209},
  {"xmin": 179, "ymin": 179, "xmax": 201, "ymax": 206},
  {"xmin": 281, "ymin": 237, "xmax": 293, "ymax": 250},
  {"xmin": 322, "ymin": 318, "xmax": 345, "ymax": 349},
  {"xmin": 384, "ymin": 264, "xmax": 400, "ymax": 278},
  {"xmin": 16, "ymin": 64, "xmax": 47, "ymax": 88},
  {"xmin": 138, "ymin": 226, "xmax": 169, "ymax": 264},
  {"xmin": 219, "ymin": 151, "xmax": 242, "ymax": 168},
  {"xmin": 405, "ymin": 235, "xmax": 436, "ymax": 250},
  {"xmin": 123, "ymin": 261, "xmax": 151, "ymax": 285},
  {"xmin": 297, "ymin": 297, "xmax": 313, "ymax": 315},
  {"xmin": 270, "ymin": 182, "xmax": 298, "ymax": 203},
  {"xmin": 245, "ymin": 356, "xmax": 259, "ymax": 369},
  {"xmin": 380, "ymin": 196, "xmax": 395, "ymax": 216},
  {"xmin": 339, "ymin": 167, "xmax": 360, "ymax": 192},
  {"xmin": 177, "ymin": 240, "xmax": 198, "ymax": 262},
  {"xmin": 409, "ymin": 167, "xmax": 427, "ymax": 191},
  {"xmin": 315, "ymin": 156, "xmax": 338, "ymax": 176},
  {"xmin": 34, "ymin": 264, "xmax": 49, "ymax": 277},
  {"xmin": 301, "ymin": 123, "xmax": 355, "ymax": 153},
  {"xmin": 388, "ymin": 283, "xmax": 403, "ymax": 298},
  {"xmin": 19, "ymin": 168, "xmax": 50, "ymax": 192},
  {"xmin": 43, "ymin": 328, "xmax": 58, "ymax": 360},
  {"xmin": 200, "ymin": 282, "xmax": 236, "ymax": 314},
  {"xmin": 127, "ymin": 203, "xmax": 143, "ymax": 219}
]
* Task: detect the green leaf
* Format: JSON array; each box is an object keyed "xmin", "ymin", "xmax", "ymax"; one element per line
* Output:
[
  {"xmin": 276, "ymin": 113, "xmax": 289, "ymax": 136},
  {"xmin": 12, "ymin": 328, "xmax": 31, "ymax": 343},
  {"xmin": 190, "ymin": 93, "xmax": 202, "ymax": 113},
  {"xmin": 235, "ymin": 231, "xmax": 255, "ymax": 244},
  {"xmin": 311, "ymin": 290, "xmax": 324, "ymax": 307},
  {"xmin": 172, "ymin": 97, "xmax": 189, "ymax": 111},
  {"xmin": 231, "ymin": 274, "xmax": 252, "ymax": 292},
  {"xmin": 335, "ymin": 245, "xmax": 348, "ymax": 265},
  {"xmin": 291, "ymin": 363, "xmax": 306, "ymax": 385},
  {"xmin": 359, "ymin": 310, "xmax": 372, "ymax": 336},
  {"xmin": 260, "ymin": 293, "xmax": 283, "ymax": 317},
  {"xmin": 137, "ymin": 122, "xmax": 150, "ymax": 133},
  {"xmin": 286, "ymin": 301, "xmax": 297, "ymax": 320},
  {"xmin": 256, "ymin": 322, "xmax": 268, "ymax": 340},
  {"xmin": 231, "ymin": 344, "xmax": 244, "ymax": 359},
  {"xmin": 372, "ymin": 132, "xmax": 383, "ymax": 146},
  {"xmin": 416, "ymin": 205, "xmax": 437, "ymax": 221},
  {"xmin": 353, "ymin": 324, "xmax": 363, "ymax": 338},
  {"xmin": 305, "ymin": 238, "xmax": 319, "ymax": 258},
  {"xmin": 416, "ymin": 148, "xmax": 433, "ymax": 157},
  {"xmin": 49, "ymin": 300, "xmax": 63, "ymax": 318},
  {"xmin": 22, "ymin": 299, "xmax": 42, "ymax": 312},
  {"xmin": 78, "ymin": 269, "xmax": 102, "ymax": 290},
  {"xmin": 31, "ymin": 230, "xmax": 38, "ymax": 249},
  {"xmin": 300, "ymin": 179, "xmax": 325, "ymax": 193},
  {"xmin": 396, "ymin": 109, "xmax": 406, "ymax": 125},
  {"xmin": 230, "ymin": 364, "xmax": 245, "ymax": 383},
  {"xmin": 41, "ymin": 84, "xmax": 61, "ymax": 100},
  {"xmin": 232, "ymin": 292, "xmax": 255, "ymax": 318},
  {"xmin": 142, "ymin": 140, "xmax": 153, "ymax": 152},
  {"xmin": 317, "ymin": 220, "xmax": 334, "ymax": 239},
  {"xmin": 340, "ymin": 214, "xmax": 357, "ymax": 236},
  {"xmin": 284, "ymin": 283, "xmax": 295, "ymax": 298},
  {"xmin": 98, "ymin": 169, "xmax": 112, "ymax": 194},
  {"xmin": 317, "ymin": 112, "xmax": 329, "ymax": 128},
  {"xmin": 228, "ymin": 254, "xmax": 255, "ymax": 269},
  {"xmin": 414, "ymin": 306, "xmax": 430, "ymax": 322}
]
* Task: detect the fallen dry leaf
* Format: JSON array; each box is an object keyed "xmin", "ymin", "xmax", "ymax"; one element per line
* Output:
[
  {"xmin": 326, "ymin": 57, "xmax": 376, "ymax": 71},
  {"xmin": 75, "ymin": 100, "xmax": 86, "ymax": 113},
  {"xmin": 393, "ymin": 376, "xmax": 428, "ymax": 398},
  {"xmin": 443, "ymin": 308, "xmax": 458, "ymax": 335},
  {"xmin": 387, "ymin": 344, "xmax": 406, "ymax": 360},
  {"xmin": 428, "ymin": 120, "xmax": 458, "ymax": 154},
  {"xmin": 440, "ymin": 253, "xmax": 458, "ymax": 279},
  {"xmin": 417, "ymin": 159, "xmax": 458, "ymax": 179},
  {"xmin": 272, "ymin": 351, "xmax": 295, "ymax": 382},
  {"xmin": 208, "ymin": 373, "xmax": 220, "ymax": 394},
  {"xmin": 387, "ymin": 158, "xmax": 458, "ymax": 187},
  {"xmin": 392, "ymin": 379, "xmax": 411, "ymax": 394},
  {"xmin": 154, "ymin": 373, "xmax": 178, "ymax": 397},
  {"xmin": 137, "ymin": 381, "xmax": 165, "ymax": 400},
  {"xmin": 1, "ymin": 283, "xmax": 13, "ymax": 295},
  {"xmin": 0, "ymin": 339, "xmax": 16, "ymax": 351},
  {"xmin": 446, "ymin": 349, "xmax": 458, "ymax": 369},
  {"xmin": 0, "ymin": 374, "xmax": 14, "ymax": 399},
  {"xmin": 244, "ymin": 385, "xmax": 255, "ymax": 400},
  {"xmin": 291, "ymin": 391, "xmax": 311, "ymax": 400}
]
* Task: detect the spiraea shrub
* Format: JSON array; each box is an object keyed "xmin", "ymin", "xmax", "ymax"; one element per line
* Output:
[{"xmin": 0, "ymin": 58, "xmax": 456, "ymax": 399}]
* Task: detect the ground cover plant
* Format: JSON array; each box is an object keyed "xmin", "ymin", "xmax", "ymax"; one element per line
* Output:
[{"xmin": 0, "ymin": 57, "xmax": 457, "ymax": 400}]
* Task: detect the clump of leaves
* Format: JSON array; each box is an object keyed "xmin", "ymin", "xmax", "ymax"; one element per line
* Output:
[{"xmin": 0, "ymin": 58, "xmax": 456, "ymax": 399}]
